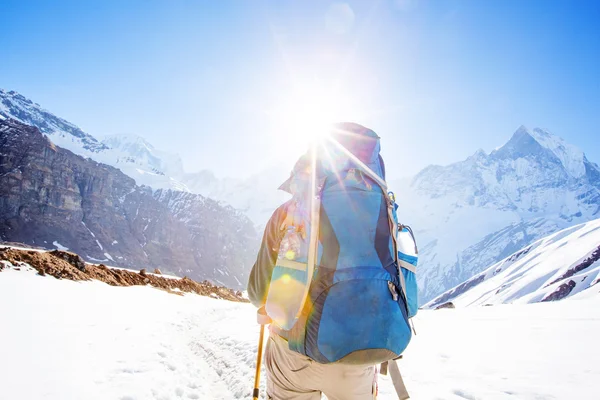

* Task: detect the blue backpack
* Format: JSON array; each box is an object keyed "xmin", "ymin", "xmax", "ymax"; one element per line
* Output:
[{"xmin": 266, "ymin": 123, "xmax": 417, "ymax": 365}]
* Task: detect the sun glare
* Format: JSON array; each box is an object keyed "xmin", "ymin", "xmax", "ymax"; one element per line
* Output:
[{"xmin": 269, "ymin": 84, "xmax": 348, "ymax": 149}]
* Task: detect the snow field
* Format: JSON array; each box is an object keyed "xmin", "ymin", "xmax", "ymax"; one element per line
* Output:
[
  {"xmin": 0, "ymin": 268, "xmax": 265, "ymax": 400},
  {"xmin": 1, "ymin": 267, "xmax": 599, "ymax": 399}
]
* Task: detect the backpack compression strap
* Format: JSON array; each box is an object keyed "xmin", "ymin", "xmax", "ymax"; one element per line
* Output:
[{"xmin": 389, "ymin": 360, "xmax": 410, "ymax": 400}]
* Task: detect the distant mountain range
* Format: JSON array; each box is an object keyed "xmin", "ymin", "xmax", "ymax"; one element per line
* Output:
[{"xmin": 2, "ymin": 88, "xmax": 599, "ymax": 302}]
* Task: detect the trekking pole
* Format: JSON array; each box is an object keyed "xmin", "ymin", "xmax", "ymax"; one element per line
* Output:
[
  {"xmin": 252, "ymin": 324, "xmax": 266, "ymax": 400},
  {"xmin": 253, "ymin": 307, "xmax": 271, "ymax": 400}
]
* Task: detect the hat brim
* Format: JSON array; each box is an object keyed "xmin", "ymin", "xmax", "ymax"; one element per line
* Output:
[{"xmin": 278, "ymin": 176, "xmax": 293, "ymax": 193}]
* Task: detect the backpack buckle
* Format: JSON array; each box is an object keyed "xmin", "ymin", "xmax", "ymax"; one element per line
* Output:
[{"xmin": 387, "ymin": 281, "xmax": 399, "ymax": 302}]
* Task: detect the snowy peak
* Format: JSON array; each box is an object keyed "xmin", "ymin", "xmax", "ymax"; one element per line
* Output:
[
  {"xmin": 470, "ymin": 148, "xmax": 487, "ymax": 160},
  {"xmin": 0, "ymin": 89, "xmax": 108, "ymax": 154},
  {"xmin": 103, "ymin": 134, "xmax": 158, "ymax": 153},
  {"xmin": 101, "ymin": 134, "xmax": 185, "ymax": 178},
  {"xmin": 492, "ymin": 125, "xmax": 586, "ymax": 179},
  {"xmin": 529, "ymin": 127, "xmax": 587, "ymax": 178},
  {"xmin": 491, "ymin": 125, "xmax": 550, "ymax": 160}
]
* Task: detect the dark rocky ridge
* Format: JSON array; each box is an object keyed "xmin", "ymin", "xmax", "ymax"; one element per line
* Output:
[
  {"xmin": 546, "ymin": 245, "xmax": 600, "ymax": 287},
  {"xmin": 0, "ymin": 119, "xmax": 259, "ymax": 288},
  {"xmin": 541, "ymin": 280, "xmax": 577, "ymax": 302}
]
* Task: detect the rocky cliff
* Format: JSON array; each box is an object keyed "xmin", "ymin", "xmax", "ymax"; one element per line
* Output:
[{"xmin": 0, "ymin": 119, "xmax": 259, "ymax": 288}]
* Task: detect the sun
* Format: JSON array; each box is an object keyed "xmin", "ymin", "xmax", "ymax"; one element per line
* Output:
[{"xmin": 268, "ymin": 84, "xmax": 347, "ymax": 149}]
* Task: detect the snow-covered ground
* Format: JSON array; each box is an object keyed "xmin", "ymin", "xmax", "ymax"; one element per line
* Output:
[{"xmin": 1, "ymin": 267, "xmax": 598, "ymax": 400}]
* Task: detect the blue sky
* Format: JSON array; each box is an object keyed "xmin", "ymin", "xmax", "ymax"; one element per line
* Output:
[{"xmin": 1, "ymin": 0, "xmax": 599, "ymax": 179}]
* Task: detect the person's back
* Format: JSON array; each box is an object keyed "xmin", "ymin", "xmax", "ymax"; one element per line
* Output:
[{"xmin": 248, "ymin": 122, "xmax": 412, "ymax": 399}]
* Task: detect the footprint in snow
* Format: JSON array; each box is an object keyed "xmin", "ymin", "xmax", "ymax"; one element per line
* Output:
[
  {"xmin": 452, "ymin": 389, "xmax": 479, "ymax": 400},
  {"xmin": 189, "ymin": 337, "xmax": 266, "ymax": 399}
]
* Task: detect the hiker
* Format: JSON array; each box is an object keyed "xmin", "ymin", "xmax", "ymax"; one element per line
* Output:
[{"xmin": 248, "ymin": 122, "xmax": 417, "ymax": 400}]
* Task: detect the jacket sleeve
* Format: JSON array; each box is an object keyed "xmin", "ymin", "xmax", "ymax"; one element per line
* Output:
[{"xmin": 247, "ymin": 202, "xmax": 288, "ymax": 308}]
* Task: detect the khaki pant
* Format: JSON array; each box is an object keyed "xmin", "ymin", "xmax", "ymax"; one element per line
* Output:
[{"xmin": 265, "ymin": 333, "xmax": 375, "ymax": 400}]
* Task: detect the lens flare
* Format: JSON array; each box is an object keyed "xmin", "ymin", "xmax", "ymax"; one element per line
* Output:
[{"xmin": 285, "ymin": 250, "xmax": 296, "ymax": 260}]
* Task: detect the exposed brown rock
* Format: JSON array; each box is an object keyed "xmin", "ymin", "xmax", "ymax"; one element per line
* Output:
[
  {"xmin": 435, "ymin": 301, "xmax": 456, "ymax": 310},
  {"xmin": 154, "ymin": 268, "xmax": 162, "ymax": 275},
  {"xmin": 0, "ymin": 247, "xmax": 248, "ymax": 302},
  {"xmin": 49, "ymin": 250, "xmax": 86, "ymax": 272},
  {"xmin": 428, "ymin": 275, "xmax": 485, "ymax": 309},
  {"xmin": 541, "ymin": 280, "xmax": 577, "ymax": 302},
  {"xmin": 545, "ymin": 245, "xmax": 600, "ymax": 288}
]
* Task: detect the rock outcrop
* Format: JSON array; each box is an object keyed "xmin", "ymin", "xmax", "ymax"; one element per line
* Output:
[
  {"xmin": 0, "ymin": 119, "xmax": 259, "ymax": 288},
  {"xmin": 0, "ymin": 247, "xmax": 248, "ymax": 302}
]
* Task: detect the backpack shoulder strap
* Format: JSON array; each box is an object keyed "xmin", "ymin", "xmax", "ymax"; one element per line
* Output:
[{"xmin": 295, "ymin": 145, "xmax": 321, "ymax": 320}]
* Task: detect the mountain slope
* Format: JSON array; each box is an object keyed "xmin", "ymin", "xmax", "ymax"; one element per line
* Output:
[
  {"xmin": 95, "ymin": 134, "xmax": 190, "ymax": 192},
  {"xmin": 0, "ymin": 89, "xmax": 289, "ymax": 225},
  {"xmin": 183, "ymin": 166, "xmax": 291, "ymax": 225},
  {"xmin": 0, "ymin": 89, "xmax": 108, "ymax": 153},
  {"xmin": 425, "ymin": 218, "xmax": 600, "ymax": 309},
  {"xmin": 0, "ymin": 118, "xmax": 258, "ymax": 288},
  {"xmin": 401, "ymin": 125, "xmax": 600, "ymax": 302}
]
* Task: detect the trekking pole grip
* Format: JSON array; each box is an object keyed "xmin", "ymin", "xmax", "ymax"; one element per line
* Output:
[{"xmin": 257, "ymin": 306, "xmax": 272, "ymax": 325}]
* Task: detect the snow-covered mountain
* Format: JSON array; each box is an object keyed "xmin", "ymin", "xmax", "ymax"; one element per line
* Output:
[
  {"xmin": 425, "ymin": 218, "xmax": 600, "ymax": 309},
  {"xmin": 0, "ymin": 89, "xmax": 289, "ymax": 224},
  {"xmin": 0, "ymin": 118, "xmax": 259, "ymax": 288},
  {"xmin": 183, "ymin": 166, "xmax": 291, "ymax": 225},
  {"xmin": 401, "ymin": 126, "xmax": 600, "ymax": 303},
  {"xmin": 97, "ymin": 134, "xmax": 191, "ymax": 192},
  {"xmin": 0, "ymin": 89, "xmax": 108, "ymax": 153},
  {"xmin": 3, "ymin": 88, "xmax": 600, "ymax": 303}
]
